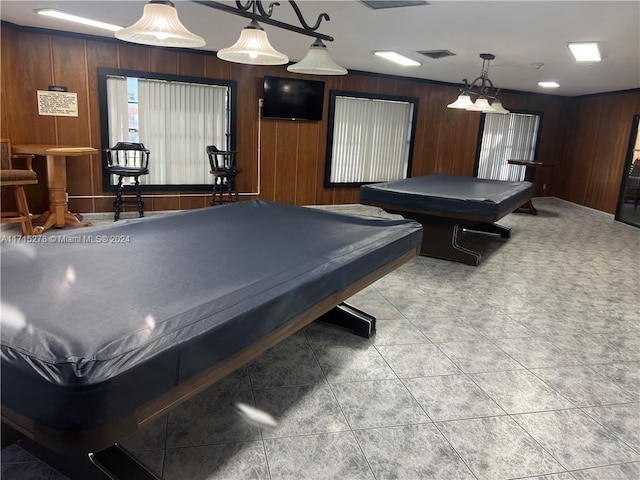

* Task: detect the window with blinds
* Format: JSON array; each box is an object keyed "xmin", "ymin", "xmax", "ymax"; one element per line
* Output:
[
  {"xmin": 325, "ymin": 91, "xmax": 417, "ymax": 187},
  {"xmin": 99, "ymin": 68, "xmax": 236, "ymax": 191},
  {"xmin": 476, "ymin": 112, "xmax": 541, "ymax": 181}
]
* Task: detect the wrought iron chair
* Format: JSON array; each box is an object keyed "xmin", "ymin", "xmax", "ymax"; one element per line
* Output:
[
  {"xmin": 206, "ymin": 145, "xmax": 242, "ymax": 205},
  {"xmin": 104, "ymin": 142, "xmax": 150, "ymax": 221},
  {"xmin": 0, "ymin": 138, "xmax": 42, "ymax": 235}
]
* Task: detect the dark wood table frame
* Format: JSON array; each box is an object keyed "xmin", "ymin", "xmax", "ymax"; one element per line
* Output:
[
  {"xmin": 362, "ymin": 201, "xmax": 526, "ymax": 266},
  {"xmin": 1, "ymin": 247, "xmax": 418, "ymax": 480},
  {"xmin": 507, "ymin": 159, "xmax": 555, "ymax": 215}
]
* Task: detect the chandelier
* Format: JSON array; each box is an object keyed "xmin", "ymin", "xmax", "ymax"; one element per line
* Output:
[
  {"xmin": 447, "ymin": 53, "xmax": 509, "ymax": 114},
  {"xmin": 116, "ymin": 0, "xmax": 347, "ymax": 75}
]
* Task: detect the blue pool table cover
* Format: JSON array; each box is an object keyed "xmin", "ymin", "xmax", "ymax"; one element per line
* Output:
[
  {"xmin": 1, "ymin": 200, "xmax": 422, "ymax": 434},
  {"xmin": 360, "ymin": 174, "xmax": 534, "ymax": 220}
]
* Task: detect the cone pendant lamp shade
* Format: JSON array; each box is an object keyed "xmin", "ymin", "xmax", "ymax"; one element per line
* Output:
[
  {"xmin": 115, "ymin": 1, "xmax": 205, "ymax": 48},
  {"xmin": 489, "ymin": 99, "xmax": 510, "ymax": 114},
  {"xmin": 287, "ymin": 39, "xmax": 347, "ymax": 75},
  {"xmin": 217, "ymin": 20, "xmax": 288, "ymax": 65},
  {"xmin": 466, "ymin": 97, "xmax": 495, "ymax": 112},
  {"xmin": 447, "ymin": 94, "xmax": 473, "ymax": 109}
]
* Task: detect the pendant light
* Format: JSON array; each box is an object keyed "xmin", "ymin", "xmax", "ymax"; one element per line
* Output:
[
  {"xmin": 115, "ymin": 1, "xmax": 205, "ymax": 48},
  {"xmin": 447, "ymin": 54, "xmax": 510, "ymax": 114},
  {"xmin": 217, "ymin": 19, "xmax": 288, "ymax": 65},
  {"xmin": 287, "ymin": 39, "xmax": 347, "ymax": 75}
]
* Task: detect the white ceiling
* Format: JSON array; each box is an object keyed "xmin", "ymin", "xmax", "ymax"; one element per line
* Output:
[{"xmin": 1, "ymin": 0, "xmax": 639, "ymax": 96}]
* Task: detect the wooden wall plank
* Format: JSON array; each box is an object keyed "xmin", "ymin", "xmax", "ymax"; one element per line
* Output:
[
  {"xmin": 85, "ymin": 39, "xmax": 119, "ymax": 213},
  {"xmin": 295, "ymin": 122, "xmax": 319, "ymax": 206},
  {"xmin": 117, "ymin": 44, "xmax": 150, "ymax": 71},
  {"xmin": 51, "ymin": 36, "xmax": 93, "ymax": 201},
  {"xmin": 150, "ymin": 49, "xmax": 178, "ymax": 74}
]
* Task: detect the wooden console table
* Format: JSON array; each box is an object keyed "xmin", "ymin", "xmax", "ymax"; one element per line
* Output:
[
  {"xmin": 12, "ymin": 145, "xmax": 98, "ymax": 231},
  {"xmin": 507, "ymin": 159, "xmax": 555, "ymax": 215}
]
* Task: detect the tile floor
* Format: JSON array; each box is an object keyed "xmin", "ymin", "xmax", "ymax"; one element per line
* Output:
[{"xmin": 1, "ymin": 197, "xmax": 639, "ymax": 479}]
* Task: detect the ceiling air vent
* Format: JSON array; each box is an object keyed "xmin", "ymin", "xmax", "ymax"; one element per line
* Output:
[
  {"xmin": 360, "ymin": 1, "xmax": 429, "ymax": 10},
  {"xmin": 418, "ymin": 50, "xmax": 456, "ymax": 59}
]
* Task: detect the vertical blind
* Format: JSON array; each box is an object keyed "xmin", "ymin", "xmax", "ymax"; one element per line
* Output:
[
  {"xmin": 330, "ymin": 96, "xmax": 413, "ymax": 184},
  {"xmin": 106, "ymin": 76, "xmax": 129, "ymax": 146},
  {"xmin": 138, "ymin": 79, "xmax": 228, "ymax": 185},
  {"xmin": 477, "ymin": 113, "xmax": 540, "ymax": 181}
]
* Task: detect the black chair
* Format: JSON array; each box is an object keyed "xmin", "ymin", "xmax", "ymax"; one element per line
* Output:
[
  {"xmin": 206, "ymin": 145, "xmax": 242, "ymax": 205},
  {"xmin": 104, "ymin": 142, "xmax": 150, "ymax": 221}
]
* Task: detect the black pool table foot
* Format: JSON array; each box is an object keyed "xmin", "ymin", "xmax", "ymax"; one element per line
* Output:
[
  {"xmin": 14, "ymin": 436, "xmax": 160, "ymax": 480},
  {"xmin": 317, "ymin": 302, "xmax": 376, "ymax": 338},
  {"xmin": 462, "ymin": 221, "xmax": 511, "ymax": 238}
]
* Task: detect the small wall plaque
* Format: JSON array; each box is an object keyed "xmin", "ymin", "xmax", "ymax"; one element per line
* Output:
[
  {"xmin": 37, "ymin": 90, "xmax": 78, "ymax": 117},
  {"xmin": 48, "ymin": 85, "xmax": 68, "ymax": 92}
]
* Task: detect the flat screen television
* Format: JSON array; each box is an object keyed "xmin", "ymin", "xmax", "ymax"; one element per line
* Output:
[{"xmin": 262, "ymin": 76, "xmax": 325, "ymax": 120}]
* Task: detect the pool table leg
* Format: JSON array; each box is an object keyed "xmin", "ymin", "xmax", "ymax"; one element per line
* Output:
[
  {"xmin": 422, "ymin": 222, "xmax": 481, "ymax": 266},
  {"xmin": 385, "ymin": 212, "xmax": 481, "ymax": 266}
]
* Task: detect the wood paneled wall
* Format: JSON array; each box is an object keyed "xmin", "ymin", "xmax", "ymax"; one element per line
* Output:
[
  {"xmin": 1, "ymin": 23, "xmax": 637, "ymax": 215},
  {"xmin": 559, "ymin": 90, "xmax": 640, "ymax": 213}
]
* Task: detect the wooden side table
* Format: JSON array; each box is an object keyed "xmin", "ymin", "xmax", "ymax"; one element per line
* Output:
[
  {"xmin": 507, "ymin": 159, "xmax": 555, "ymax": 215},
  {"xmin": 12, "ymin": 145, "xmax": 98, "ymax": 231}
]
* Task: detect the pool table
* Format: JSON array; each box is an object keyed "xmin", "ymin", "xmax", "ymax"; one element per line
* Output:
[
  {"xmin": 1, "ymin": 200, "xmax": 422, "ymax": 479},
  {"xmin": 360, "ymin": 174, "xmax": 533, "ymax": 265}
]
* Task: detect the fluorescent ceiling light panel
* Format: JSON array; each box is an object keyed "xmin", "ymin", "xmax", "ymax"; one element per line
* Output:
[
  {"xmin": 36, "ymin": 9, "xmax": 123, "ymax": 32},
  {"xmin": 374, "ymin": 51, "xmax": 420, "ymax": 67},
  {"xmin": 538, "ymin": 81, "xmax": 560, "ymax": 88},
  {"xmin": 567, "ymin": 42, "xmax": 601, "ymax": 62}
]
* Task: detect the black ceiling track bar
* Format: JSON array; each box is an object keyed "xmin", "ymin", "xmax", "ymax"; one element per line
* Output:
[{"xmin": 191, "ymin": 0, "xmax": 335, "ymax": 42}]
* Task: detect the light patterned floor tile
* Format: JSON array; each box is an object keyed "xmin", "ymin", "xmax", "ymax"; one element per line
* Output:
[
  {"xmin": 436, "ymin": 340, "xmax": 525, "ymax": 373},
  {"xmin": 354, "ymin": 423, "xmax": 475, "ymax": 479},
  {"xmin": 375, "ymin": 342, "xmax": 461, "ymax": 378},
  {"xmin": 253, "ymin": 383, "xmax": 349, "ymax": 438},
  {"xmin": 531, "ymin": 365, "xmax": 636, "ymax": 407},
  {"xmin": 581, "ymin": 402, "xmax": 640, "ymax": 451},
  {"xmin": 512, "ymin": 409, "xmax": 640, "ymax": 470},
  {"xmin": 437, "ymin": 416, "xmax": 564, "ymax": 479},
  {"xmin": 332, "ymin": 379, "xmax": 429, "ymax": 428},
  {"xmin": 163, "ymin": 442, "xmax": 268, "ymax": 480},
  {"xmin": 471, "ymin": 369, "xmax": 575, "ymax": 414},
  {"xmin": 264, "ymin": 432, "xmax": 374, "ymax": 479},
  {"xmin": 404, "ymin": 374, "xmax": 505, "ymax": 421}
]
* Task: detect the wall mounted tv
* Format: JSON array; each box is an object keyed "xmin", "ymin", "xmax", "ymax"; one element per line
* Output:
[{"xmin": 262, "ymin": 76, "xmax": 325, "ymax": 121}]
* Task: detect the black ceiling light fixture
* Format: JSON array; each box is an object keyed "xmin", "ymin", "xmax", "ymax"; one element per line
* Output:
[
  {"xmin": 194, "ymin": 0, "xmax": 347, "ymax": 74},
  {"xmin": 116, "ymin": 0, "xmax": 347, "ymax": 74},
  {"xmin": 447, "ymin": 53, "xmax": 510, "ymax": 114}
]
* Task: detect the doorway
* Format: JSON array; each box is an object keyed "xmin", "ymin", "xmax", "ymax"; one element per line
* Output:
[{"xmin": 615, "ymin": 115, "xmax": 640, "ymax": 227}]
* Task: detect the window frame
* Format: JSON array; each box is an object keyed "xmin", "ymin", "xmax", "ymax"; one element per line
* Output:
[
  {"xmin": 98, "ymin": 67, "xmax": 237, "ymax": 193},
  {"xmin": 324, "ymin": 90, "xmax": 418, "ymax": 188},
  {"xmin": 473, "ymin": 109, "xmax": 544, "ymax": 180}
]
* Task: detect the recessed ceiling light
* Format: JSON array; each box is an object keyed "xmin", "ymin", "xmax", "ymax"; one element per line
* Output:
[
  {"xmin": 567, "ymin": 42, "xmax": 601, "ymax": 62},
  {"xmin": 538, "ymin": 81, "xmax": 560, "ymax": 88},
  {"xmin": 36, "ymin": 9, "xmax": 123, "ymax": 32},
  {"xmin": 374, "ymin": 51, "xmax": 421, "ymax": 67}
]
